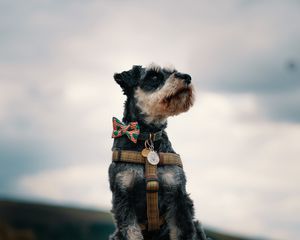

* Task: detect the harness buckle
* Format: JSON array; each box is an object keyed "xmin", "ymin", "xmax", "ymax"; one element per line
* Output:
[{"xmin": 146, "ymin": 175, "xmax": 159, "ymax": 192}]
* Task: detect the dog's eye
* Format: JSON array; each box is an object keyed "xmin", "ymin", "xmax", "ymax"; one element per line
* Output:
[
  {"xmin": 146, "ymin": 71, "xmax": 161, "ymax": 81},
  {"xmin": 140, "ymin": 71, "xmax": 165, "ymax": 92}
]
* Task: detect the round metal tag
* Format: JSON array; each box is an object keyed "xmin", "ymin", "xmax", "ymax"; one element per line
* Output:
[
  {"xmin": 141, "ymin": 148, "xmax": 150, "ymax": 157},
  {"xmin": 147, "ymin": 150, "xmax": 160, "ymax": 165}
]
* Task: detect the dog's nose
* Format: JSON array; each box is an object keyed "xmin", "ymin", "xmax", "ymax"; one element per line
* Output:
[{"xmin": 175, "ymin": 72, "xmax": 191, "ymax": 85}]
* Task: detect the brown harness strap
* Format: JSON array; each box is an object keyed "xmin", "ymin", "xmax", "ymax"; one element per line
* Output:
[
  {"xmin": 112, "ymin": 150, "xmax": 182, "ymax": 232},
  {"xmin": 139, "ymin": 215, "xmax": 166, "ymax": 231},
  {"xmin": 145, "ymin": 161, "xmax": 160, "ymax": 231},
  {"xmin": 112, "ymin": 150, "xmax": 183, "ymax": 167}
]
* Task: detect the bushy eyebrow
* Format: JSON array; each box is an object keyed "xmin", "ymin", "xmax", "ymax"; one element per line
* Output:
[
  {"xmin": 146, "ymin": 63, "xmax": 161, "ymax": 72},
  {"xmin": 162, "ymin": 67, "xmax": 176, "ymax": 74}
]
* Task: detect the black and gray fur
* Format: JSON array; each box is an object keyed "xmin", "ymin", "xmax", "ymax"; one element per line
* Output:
[{"xmin": 109, "ymin": 64, "xmax": 209, "ymax": 240}]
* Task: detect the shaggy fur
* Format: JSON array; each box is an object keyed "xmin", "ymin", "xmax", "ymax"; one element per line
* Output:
[{"xmin": 109, "ymin": 63, "xmax": 209, "ymax": 240}]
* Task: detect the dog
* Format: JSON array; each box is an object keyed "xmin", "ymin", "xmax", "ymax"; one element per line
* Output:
[{"xmin": 109, "ymin": 63, "xmax": 209, "ymax": 240}]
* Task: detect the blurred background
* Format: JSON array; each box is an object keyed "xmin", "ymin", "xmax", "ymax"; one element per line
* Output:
[{"xmin": 0, "ymin": 0, "xmax": 299, "ymax": 239}]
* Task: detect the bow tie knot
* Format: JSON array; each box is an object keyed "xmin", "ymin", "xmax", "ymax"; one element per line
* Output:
[{"xmin": 112, "ymin": 117, "xmax": 140, "ymax": 143}]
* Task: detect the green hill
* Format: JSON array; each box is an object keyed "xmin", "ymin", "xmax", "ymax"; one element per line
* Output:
[
  {"xmin": 0, "ymin": 199, "xmax": 114, "ymax": 240},
  {"xmin": 0, "ymin": 199, "xmax": 263, "ymax": 240}
]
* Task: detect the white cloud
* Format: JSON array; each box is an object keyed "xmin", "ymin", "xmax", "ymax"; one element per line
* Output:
[
  {"xmin": 1, "ymin": 1, "xmax": 300, "ymax": 239},
  {"xmin": 169, "ymin": 92, "xmax": 300, "ymax": 239},
  {"xmin": 17, "ymin": 163, "xmax": 112, "ymax": 210},
  {"xmin": 16, "ymin": 91, "xmax": 300, "ymax": 239}
]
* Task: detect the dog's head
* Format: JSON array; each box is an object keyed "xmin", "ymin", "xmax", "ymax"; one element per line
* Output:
[{"xmin": 114, "ymin": 63, "xmax": 195, "ymax": 125}]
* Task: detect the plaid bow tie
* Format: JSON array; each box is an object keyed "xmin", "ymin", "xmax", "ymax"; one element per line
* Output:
[{"xmin": 112, "ymin": 117, "xmax": 140, "ymax": 143}]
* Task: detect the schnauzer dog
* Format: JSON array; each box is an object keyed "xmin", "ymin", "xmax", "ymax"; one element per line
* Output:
[{"xmin": 109, "ymin": 64, "xmax": 209, "ymax": 240}]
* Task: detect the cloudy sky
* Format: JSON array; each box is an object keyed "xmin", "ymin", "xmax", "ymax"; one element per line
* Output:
[{"xmin": 1, "ymin": 0, "xmax": 300, "ymax": 239}]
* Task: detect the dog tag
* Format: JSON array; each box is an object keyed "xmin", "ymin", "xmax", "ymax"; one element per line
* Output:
[
  {"xmin": 147, "ymin": 150, "xmax": 160, "ymax": 165},
  {"xmin": 141, "ymin": 148, "xmax": 150, "ymax": 157}
]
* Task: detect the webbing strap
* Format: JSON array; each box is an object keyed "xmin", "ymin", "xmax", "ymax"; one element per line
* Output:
[
  {"xmin": 112, "ymin": 150, "xmax": 183, "ymax": 167},
  {"xmin": 145, "ymin": 161, "xmax": 160, "ymax": 231},
  {"xmin": 139, "ymin": 216, "xmax": 165, "ymax": 231}
]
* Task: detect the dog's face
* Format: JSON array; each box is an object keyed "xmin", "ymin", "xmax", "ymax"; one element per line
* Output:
[{"xmin": 114, "ymin": 63, "xmax": 195, "ymax": 124}]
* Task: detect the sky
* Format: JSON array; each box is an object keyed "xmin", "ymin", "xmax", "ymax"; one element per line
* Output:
[{"xmin": 0, "ymin": 0, "xmax": 300, "ymax": 239}]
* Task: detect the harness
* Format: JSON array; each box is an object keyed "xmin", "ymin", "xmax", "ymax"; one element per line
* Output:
[
  {"xmin": 112, "ymin": 150, "xmax": 183, "ymax": 231},
  {"xmin": 111, "ymin": 117, "xmax": 183, "ymax": 231}
]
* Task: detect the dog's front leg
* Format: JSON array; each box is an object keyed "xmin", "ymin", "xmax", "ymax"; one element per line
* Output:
[
  {"xmin": 109, "ymin": 170, "xmax": 143, "ymax": 240},
  {"xmin": 165, "ymin": 187, "xmax": 197, "ymax": 240}
]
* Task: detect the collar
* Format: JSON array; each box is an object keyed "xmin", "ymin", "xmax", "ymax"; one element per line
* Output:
[
  {"xmin": 138, "ymin": 130, "xmax": 163, "ymax": 142},
  {"xmin": 112, "ymin": 117, "xmax": 164, "ymax": 143}
]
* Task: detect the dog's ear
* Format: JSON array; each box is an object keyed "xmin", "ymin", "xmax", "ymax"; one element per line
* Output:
[{"xmin": 114, "ymin": 65, "xmax": 142, "ymax": 95}]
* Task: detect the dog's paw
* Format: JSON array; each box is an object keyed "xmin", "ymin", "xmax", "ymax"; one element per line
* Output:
[{"xmin": 126, "ymin": 224, "xmax": 143, "ymax": 240}]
